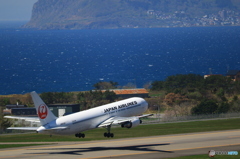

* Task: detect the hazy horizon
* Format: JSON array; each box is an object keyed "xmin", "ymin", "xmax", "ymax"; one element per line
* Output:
[{"xmin": 0, "ymin": 0, "xmax": 37, "ymax": 21}]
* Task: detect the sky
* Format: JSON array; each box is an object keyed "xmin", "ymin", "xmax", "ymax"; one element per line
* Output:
[{"xmin": 0, "ymin": 0, "xmax": 38, "ymax": 21}]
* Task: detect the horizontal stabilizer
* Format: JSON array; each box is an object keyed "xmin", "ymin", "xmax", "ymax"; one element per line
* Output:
[
  {"xmin": 48, "ymin": 126, "xmax": 68, "ymax": 130},
  {"xmin": 7, "ymin": 126, "xmax": 68, "ymax": 131},
  {"xmin": 7, "ymin": 127, "xmax": 39, "ymax": 130},
  {"xmin": 4, "ymin": 116, "xmax": 40, "ymax": 123}
]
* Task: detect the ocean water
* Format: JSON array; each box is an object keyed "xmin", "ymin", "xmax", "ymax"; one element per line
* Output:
[{"xmin": 0, "ymin": 22, "xmax": 240, "ymax": 95}]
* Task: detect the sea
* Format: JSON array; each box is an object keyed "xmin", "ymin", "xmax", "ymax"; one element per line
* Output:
[{"xmin": 0, "ymin": 21, "xmax": 240, "ymax": 95}]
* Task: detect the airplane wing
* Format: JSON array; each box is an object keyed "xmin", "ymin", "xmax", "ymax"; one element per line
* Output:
[
  {"xmin": 137, "ymin": 114, "xmax": 154, "ymax": 118},
  {"xmin": 98, "ymin": 114, "xmax": 153, "ymax": 128},
  {"xmin": 4, "ymin": 116, "xmax": 40, "ymax": 123},
  {"xmin": 97, "ymin": 117, "xmax": 115, "ymax": 127}
]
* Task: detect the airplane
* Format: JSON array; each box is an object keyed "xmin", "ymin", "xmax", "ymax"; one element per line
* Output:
[{"xmin": 5, "ymin": 91, "xmax": 152, "ymax": 138}]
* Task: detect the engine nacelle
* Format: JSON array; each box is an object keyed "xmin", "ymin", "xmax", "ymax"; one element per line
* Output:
[{"xmin": 121, "ymin": 118, "xmax": 141, "ymax": 129}]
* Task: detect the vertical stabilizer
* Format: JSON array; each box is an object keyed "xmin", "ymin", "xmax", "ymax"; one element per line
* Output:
[{"xmin": 31, "ymin": 91, "xmax": 57, "ymax": 126}]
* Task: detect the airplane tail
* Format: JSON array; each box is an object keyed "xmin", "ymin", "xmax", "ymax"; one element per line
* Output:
[{"xmin": 31, "ymin": 91, "xmax": 57, "ymax": 126}]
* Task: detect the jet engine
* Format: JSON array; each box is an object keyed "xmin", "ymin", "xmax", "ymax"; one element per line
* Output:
[{"xmin": 121, "ymin": 118, "xmax": 142, "ymax": 129}]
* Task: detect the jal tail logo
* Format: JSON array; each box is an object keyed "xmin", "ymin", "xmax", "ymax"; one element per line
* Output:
[{"xmin": 38, "ymin": 104, "xmax": 48, "ymax": 119}]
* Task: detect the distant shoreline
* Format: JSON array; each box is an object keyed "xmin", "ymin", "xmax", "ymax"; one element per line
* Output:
[{"xmin": 1, "ymin": 21, "xmax": 240, "ymax": 30}]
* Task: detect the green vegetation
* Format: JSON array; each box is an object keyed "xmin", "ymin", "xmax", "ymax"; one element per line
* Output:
[
  {"xmin": 0, "ymin": 105, "xmax": 11, "ymax": 133},
  {"xmin": 1, "ymin": 74, "xmax": 240, "ymax": 119},
  {"xmin": 0, "ymin": 118, "xmax": 239, "ymax": 142},
  {"xmin": 191, "ymin": 99, "xmax": 219, "ymax": 115},
  {"xmin": 40, "ymin": 92, "xmax": 75, "ymax": 104},
  {"xmin": 150, "ymin": 74, "xmax": 240, "ymax": 117},
  {"xmin": 151, "ymin": 74, "xmax": 237, "ymax": 94},
  {"xmin": 0, "ymin": 144, "xmax": 48, "ymax": 149},
  {"xmin": 77, "ymin": 90, "xmax": 117, "ymax": 110}
]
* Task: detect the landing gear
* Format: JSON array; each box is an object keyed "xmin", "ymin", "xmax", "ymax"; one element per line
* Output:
[
  {"xmin": 104, "ymin": 132, "xmax": 114, "ymax": 138},
  {"xmin": 75, "ymin": 133, "xmax": 85, "ymax": 138},
  {"xmin": 103, "ymin": 125, "xmax": 114, "ymax": 138}
]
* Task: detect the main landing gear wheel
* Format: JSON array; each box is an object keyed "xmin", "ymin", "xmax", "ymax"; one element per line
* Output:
[
  {"xmin": 75, "ymin": 133, "xmax": 85, "ymax": 138},
  {"xmin": 103, "ymin": 125, "xmax": 114, "ymax": 138},
  {"xmin": 104, "ymin": 132, "xmax": 114, "ymax": 138}
]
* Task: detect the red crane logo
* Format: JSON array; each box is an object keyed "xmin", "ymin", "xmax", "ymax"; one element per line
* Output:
[{"xmin": 38, "ymin": 104, "xmax": 48, "ymax": 119}]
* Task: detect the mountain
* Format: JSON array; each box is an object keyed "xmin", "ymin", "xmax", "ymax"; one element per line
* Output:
[{"xmin": 24, "ymin": 0, "xmax": 240, "ymax": 29}]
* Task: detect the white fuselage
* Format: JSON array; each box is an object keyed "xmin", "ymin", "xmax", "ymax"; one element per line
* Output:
[{"xmin": 37, "ymin": 97, "xmax": 148, "ymax": 135}]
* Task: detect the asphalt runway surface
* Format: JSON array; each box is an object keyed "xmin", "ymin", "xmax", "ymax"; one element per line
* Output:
[{"xmin": 0, "ymin": 129, "xmax": 240, "ymax": 159}]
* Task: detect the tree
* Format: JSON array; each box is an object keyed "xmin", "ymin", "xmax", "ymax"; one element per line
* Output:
[
  {"xmin": 151, "ymin": 74, "xmax": 204, "ymax": 92},
  {"xmin": 151, "ymin": 81, "xmax": 164, "ymax": 91},
  {"xmin": 0, "ymin": 98, "xmax": 10, "ymax": 106},
  {"xmin": 0, "ymin": 106, "xmax": 12, "ymax": 132},
  {"xmin": 164, "ymin": 74, "xmax": 204, "ymax": 92},
  {"xmin": 40, "ymin": 92, "xmax": 74, "ymax": 104},
  {"xmin": 230, "ymin": 99, "xmax": 240, "ymax": 112},
  {"xmin": 204, "ymin": 75, "xmax": 232, "ymax": 93},
  {"xmin": 164, "ymin": 93, "xmax": 188, "ymax": 106},
  {"xmin": 77, "ymin": 90, "xmax": 117, "ymax": 110},
  {"xmin": 0, "ymin": 99, "xmax": 11, "ymax": 132},
  {"xmin": 0, "ymin": 118, "xmax": 12, "ymax": 132},
  {"xmin": 233, "ymin": 81, "xmax": 240, "ymax": 94},
  {"xmin": 103, "ymin": 90, "xmax": 117, "ymax": 102},
  {"xmin": 40, "ymin": 92, "xmax": 54, "ymax": 104},
  {"xmin": 217, "ymin": 102, "xmax": 230, "ymax": 113},
  {"xmin": 191, "ymin": 99, "xmax": 218, "ymax": 115},
  {"xmin": 216, "ymin": 88, "xmax": 225, "ymax": 97}
]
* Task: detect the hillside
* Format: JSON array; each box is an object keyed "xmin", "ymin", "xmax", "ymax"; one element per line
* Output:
[{"xmin": 24, "ymin": 0, "xmax": 240, "ymax": 29}]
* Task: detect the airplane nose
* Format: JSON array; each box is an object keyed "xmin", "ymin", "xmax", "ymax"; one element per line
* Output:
[
  {"xmin": 143, "ymin": 99, "xmax": 148, "ymax": 107},
  {"xmin": 142, "ymin": 99, "xmax": 149, "ymax": 110}
]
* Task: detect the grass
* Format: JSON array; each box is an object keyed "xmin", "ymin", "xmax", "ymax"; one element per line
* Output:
[
  {"xmin": 0, "ymin": 144, "xmax": 48, "ymax": 149},
  {"xmin": 168, "ymin": 154, "xmax": 240, "ymax": 159},
  {"xmin": 0, "ymin": 118, "xmax": 240, "ymax": 142}
]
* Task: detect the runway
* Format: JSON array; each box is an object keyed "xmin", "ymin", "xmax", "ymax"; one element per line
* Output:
[{"xmin": 0, "ymin": 129, "xmax": 240, "ymax": 159}]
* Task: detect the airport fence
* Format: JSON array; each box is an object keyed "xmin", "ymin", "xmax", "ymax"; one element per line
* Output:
[{"xmin": 143, "ymin": 112, "xmax": 240, "ymax": 124}]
